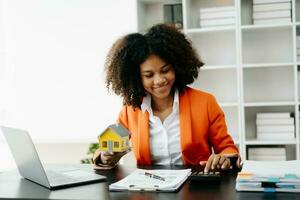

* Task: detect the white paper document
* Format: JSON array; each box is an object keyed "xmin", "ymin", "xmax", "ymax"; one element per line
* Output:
[{"xmin": 109, "ymin": 168, "xmax": 191, "ymax": 192}]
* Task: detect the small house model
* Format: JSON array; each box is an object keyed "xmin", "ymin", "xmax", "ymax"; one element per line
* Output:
[{"xmin": 98, "ymin": 123, "xmax": 130, "ymax": 152}]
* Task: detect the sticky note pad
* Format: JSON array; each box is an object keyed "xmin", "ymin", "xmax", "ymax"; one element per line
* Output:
[
  {"xmin": 267, "ymin": 177, "xmax": 279, "ymax": 183},
  {"xmin": 284, "ymin": 174, "xmax": 297, "ymax": 179}
]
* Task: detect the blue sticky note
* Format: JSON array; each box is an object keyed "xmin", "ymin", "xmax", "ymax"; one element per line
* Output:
[
  {"xmin": 278, "ymin": 185, "xmax": 295, "ymax": 189},
  {"xmin": 264, "ymin": 188, "xmax": 276, "ymax": 193},
  {"xmin": 267, "ymin": 177, "xmax": 279, "ymax": 183},
  {"xmin": 284, "ymin": 174, "xmax": 297, "ymax": 179}
]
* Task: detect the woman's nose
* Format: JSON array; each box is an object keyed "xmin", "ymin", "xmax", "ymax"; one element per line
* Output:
[{"xmin": 154, "ymin": 76, "xmax": 166, "ymax": 85}]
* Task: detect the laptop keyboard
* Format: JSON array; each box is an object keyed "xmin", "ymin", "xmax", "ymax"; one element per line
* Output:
[
  {"xmin": 46, "ymin": 169, "xmax": 102, "ymax": 186},
  {"xmin": 46, "ymin": 170, "xmax": 79, "ymax": 185}
]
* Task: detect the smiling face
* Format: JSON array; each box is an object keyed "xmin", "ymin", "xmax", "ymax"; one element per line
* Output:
[{"xmin": 140, "ymin": 54, "xmax": 175, "ymax": 102}]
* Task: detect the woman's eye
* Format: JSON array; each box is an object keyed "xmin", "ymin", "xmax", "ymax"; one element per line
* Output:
[
  {"xmin": 162, "ymin": 68, "xmax": 170, "ymax": 73},
  {"xmin": 144, "ymin": 74, "xmax": 153, "ymax": 78}
]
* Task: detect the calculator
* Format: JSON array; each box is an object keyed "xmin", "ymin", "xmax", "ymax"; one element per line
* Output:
[{"xmin": 188, "ymin": 171, "xmax": 221, "ymax": 183}]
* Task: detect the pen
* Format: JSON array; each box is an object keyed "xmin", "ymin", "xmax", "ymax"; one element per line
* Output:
[{"xmin": 144, "ymin": 172, "xmax": 165, "ymax": 181}]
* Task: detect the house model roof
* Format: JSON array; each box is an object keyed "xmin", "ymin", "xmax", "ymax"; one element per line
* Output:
[{"xmin": 99, "ymin": 123, "xmax": 130, "ymax": 138}]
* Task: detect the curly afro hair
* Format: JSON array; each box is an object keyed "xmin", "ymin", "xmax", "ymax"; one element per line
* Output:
[{"xmin": 105, "ymin": 23, "xmax": 204, "ymax": 108}]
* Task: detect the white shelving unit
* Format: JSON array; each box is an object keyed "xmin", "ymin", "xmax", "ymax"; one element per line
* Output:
[{"xmin": 137, "ymin": 0, "xmax": 300, "ymax": 160}]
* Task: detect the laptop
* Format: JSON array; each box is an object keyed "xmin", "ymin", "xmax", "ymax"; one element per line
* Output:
[{"xmin": 1, "ymin": 126, "xmax": 106, "ymax": 190}]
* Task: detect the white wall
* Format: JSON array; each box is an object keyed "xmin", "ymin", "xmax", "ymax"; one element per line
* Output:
[
  {"xmin": 0, "ymin": 0, "xmax": 138, "ymax": 170},
  {"xmin": 0, "ymin": 0, "xmax": 137, "ymax": 141}
]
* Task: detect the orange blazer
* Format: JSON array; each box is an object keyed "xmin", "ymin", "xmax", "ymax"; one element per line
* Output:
[{"xmin": 117, "ymin": 87, "xmax": 239, "ymax": 165}]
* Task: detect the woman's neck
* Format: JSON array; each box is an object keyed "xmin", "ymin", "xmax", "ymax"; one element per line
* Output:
[{"xmin": 151, "ymin": 92, "xmax": 174, "ymax": 112}]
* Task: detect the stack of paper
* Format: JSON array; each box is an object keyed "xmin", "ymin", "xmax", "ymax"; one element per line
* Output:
[
  {"xmin": 256, "ymin": 112, "xmax": 295, "ymax": 140},
  {"xmin": 236, "ymin": 160, "xmax": 300, "ymax": 193},
  {"xmin": 253, "ymin": 0, "xmax": 292, "ymax": 25},
  {"xmin": 199, "ymin": 6, "xmax": 236, "ymax": 28},
  {"xmin": 109, "ymin": 168, "xmax": 191, "ymax": 192}
]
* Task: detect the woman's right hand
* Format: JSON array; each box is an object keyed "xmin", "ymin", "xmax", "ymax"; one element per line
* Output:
[{"xmin": 93, "ymin": 149, "xmax": 130, "ymax": 170}]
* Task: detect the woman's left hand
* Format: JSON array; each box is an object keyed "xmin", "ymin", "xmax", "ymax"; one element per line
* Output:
[{"xmin": 199, "ymin": 154, "xmax": 231, "ymax": 173}]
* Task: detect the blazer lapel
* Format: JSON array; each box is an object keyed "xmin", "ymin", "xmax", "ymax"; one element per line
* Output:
[
  {"xmin": 179, "ymin": 90, "xmax": 193, "ymax": 165},
  {"xmin": 138, "ymin": 110, "xmax": 152, "ymax": 165}
]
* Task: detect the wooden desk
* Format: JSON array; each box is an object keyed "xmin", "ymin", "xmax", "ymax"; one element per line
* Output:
[{"xmin": 0, "ymin": 164, "xmax": 298, "ymax": 200}]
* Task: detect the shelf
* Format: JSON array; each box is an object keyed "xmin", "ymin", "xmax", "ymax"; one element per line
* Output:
[
  {"xmin": 185, "ymin": 26, "xmax": 235, "ymax": 34},
  {"xmin": 202, "ymin": 65, "xmax": 236, "ymax": 70},
  {"xmin": 244, "ymin": 102, "xmax": 295, "ymax": 107},
  {"xmin": 245, "ymin": 140, "xmax": 297, "ymax": 145},
  {"xmin": 135, "ymin": 0, "xmax": 300, "ymax": 161},
  {"xmin": 241, "ymin": 23, "xmax": 293, "ymax": 31},
  {"xmin": 242, "ymin": 62, "xmax": 294, "ymax": 69}
]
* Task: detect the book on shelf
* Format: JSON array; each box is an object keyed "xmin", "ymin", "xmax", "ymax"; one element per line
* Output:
[
  {"xmin": 236, "ymin": 160, "xmax": 300, "ymax": 193},
  {"xmin": 256, "ymin": 118, "xmax": 294, "ymax": 125},
  {"xmin": 253, "ymin": 0, "xmax": 291, "ymax": 4},
  {"xmin": 253, "ymin": 10, "xmax": 291, "ymax": 19},
  {"xmin": 173, "ymin": 4, "xmax": 183, "ymax": 28},
  {"xmin": 200, "ymin": 10, "xmax": 235, "ymax": 20},
  {"xmin": 199, "ymin": 6, "xmax": 235, "ymax": 14},
  {"xmin": 253, "ymin": 17, "xmax": 291, "ymax": 25},
  {"xmin": 253, "ymin": 2, "xmax": 291, "ymax": 12},
  {"xmin": 257, "ymin": 132, "xmax": 295, "ymax": 140},
  {"xmin": 200, "ymin": 18, "xmax": 235, "ymax": 27},
  {"xmin": 163, "ymin": 4, "xmax": 183, "ymax": 29},
  {"xmin": 256, "ymin": 125, "xmax": 294, "ymax": 133},
  {"xmin": 256, "ymin": 112, "xmax": 292, "ymax": 119}
]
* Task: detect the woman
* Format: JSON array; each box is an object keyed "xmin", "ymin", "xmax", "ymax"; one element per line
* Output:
[{"xmin": 93, "ymin": 24, "xmax": 240, "ymax": 172}]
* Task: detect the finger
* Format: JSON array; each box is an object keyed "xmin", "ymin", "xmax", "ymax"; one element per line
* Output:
[
  {"xmin": 221, "ymin": 158, "xmax": 231, "ymax": 170},
  {"xmin": 204, "ymin": 155, "xmax": 214, "ymax": 173},
  {"xmin": 100, "ymin": 154, "xmax": 109, "ymax": 164},
  {"xmin": 218, "ymin": 156, "xmax": 226, "ymax": 169},
  {"xmin": 93, "ymin": 164, "xmax": 115, "ymax": 170},
  {"xmin": 219, "ymin": 156, "xmax": 226, "ymax": 164},
  {"xmin": 211, "ymin": 154, "xmax": 221, "ymax": 170},
  {"xmin": 101, "ymin": 153, "xmax": 116, "ymax": 164},
  {"xmin": 102, "ymin": 151, "xmax": 115, "ymax": 156},
  {"xmin": 92, "ymin": 149, "xmax": 102, "ymax": 164},
  {"xmin": 199, "ymin": 161, "xmax": 207, "ymax": 166},
  {"xmin": 236, "ymin": 157, "xmax": 242, "ymax": 168}
]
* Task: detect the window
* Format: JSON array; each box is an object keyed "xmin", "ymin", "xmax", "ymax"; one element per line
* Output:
[
  {"xmin": 102, "ymin": 141, "xmax": 107, "ymax": 148},
  {"xmin": 114, "ymin": 141, "xmax": 119, "ymax": 148}
]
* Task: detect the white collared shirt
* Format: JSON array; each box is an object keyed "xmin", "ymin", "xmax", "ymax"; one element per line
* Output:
[{"xmin": 141, "ymin": 90, "xmax": 183, "ymax": 165}]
